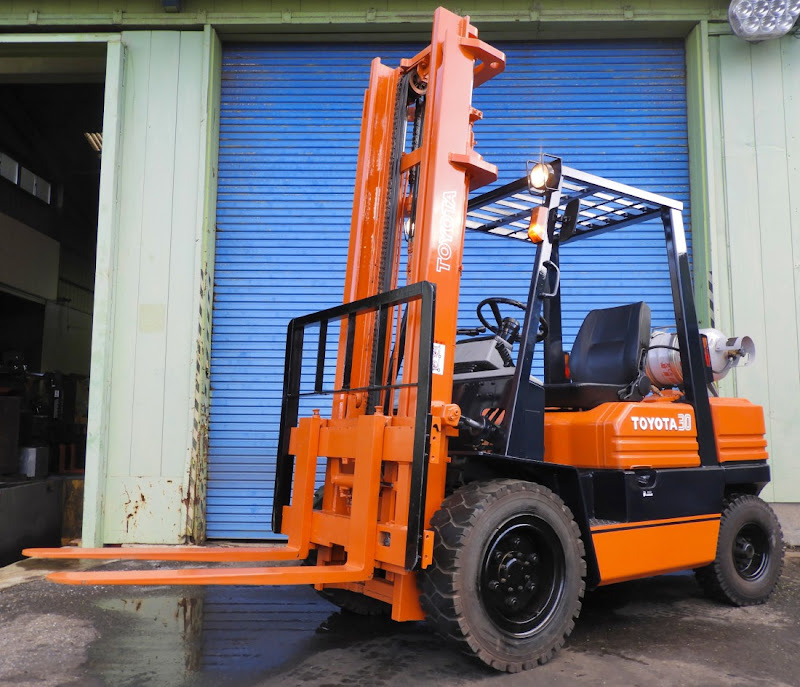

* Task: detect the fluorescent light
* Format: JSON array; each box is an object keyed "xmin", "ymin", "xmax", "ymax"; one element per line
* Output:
[{"xmin": 84, "ymin": 132, "xmax": 103, "ymax": 153}]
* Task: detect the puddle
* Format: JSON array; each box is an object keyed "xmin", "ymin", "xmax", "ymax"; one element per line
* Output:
[{"xmin": 85, "ymin": 585, "xmax": 405, "ymax": 687}]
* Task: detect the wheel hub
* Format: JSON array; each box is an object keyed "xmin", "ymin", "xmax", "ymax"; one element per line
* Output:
[
  {"xmin": 735, "ymin": 538, "xmax": 755, "ymax": 561},
  {"xmin": 480, "ymin": 516, "xmax": 564, "ymax": 637},
  {"xmin": 733, "ymin": 523, "xmax": 770, "ymax": 581}
]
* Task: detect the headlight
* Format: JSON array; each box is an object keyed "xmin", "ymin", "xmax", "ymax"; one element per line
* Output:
[
  {"xmin": 729, "ymin": 0, "xmax": 800, "ymax": 41},
  {"xmin": 527, "ymin": 162, "xmax": 555, "ymax": 193}
]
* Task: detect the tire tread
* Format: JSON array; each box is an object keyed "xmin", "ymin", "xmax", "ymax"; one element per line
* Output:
[
  {"xmin": 419, "ymin": 479, "xmax": 585, "ymax": 672},
  {"xmin": 695, "ymin": 494, "xmax": 784, "ymax": 607}
]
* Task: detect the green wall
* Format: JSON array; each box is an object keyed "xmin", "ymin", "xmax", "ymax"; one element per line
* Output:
[
  {"xmin": 82, "ymin": 29, "xmax": 219, "ymax": 545},
  {"xmin": 707, "ymin": 34, "xmax": 800, "ymax": 503}
]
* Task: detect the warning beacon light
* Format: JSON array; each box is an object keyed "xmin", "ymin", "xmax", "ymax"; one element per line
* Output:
[{"xmin": 527, "ymin": 206, "xmax": 548, "ymax": 244}]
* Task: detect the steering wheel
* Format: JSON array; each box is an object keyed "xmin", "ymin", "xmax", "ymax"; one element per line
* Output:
[{"xmin": 476, "ymin": 297, "xmax": 548, "ymax": 344}]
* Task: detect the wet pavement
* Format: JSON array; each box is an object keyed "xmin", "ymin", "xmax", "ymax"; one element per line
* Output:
[{"xmin": 0, "ymin": 555, "xmax": 798, "ymax": 687}]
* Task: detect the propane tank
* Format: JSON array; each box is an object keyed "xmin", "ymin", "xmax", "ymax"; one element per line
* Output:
[
  {"xmin": 645, "ymin": 331, "xmax": 683, "ymax": 389},
  {"xmin": 645, "ymin": 328, "xmax": 755, "ymax": 390}
]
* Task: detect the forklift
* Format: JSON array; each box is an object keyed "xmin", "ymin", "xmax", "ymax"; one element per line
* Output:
[{"xmin": 26, "ymin": 8, "xmax": 784, "ymax": 673}]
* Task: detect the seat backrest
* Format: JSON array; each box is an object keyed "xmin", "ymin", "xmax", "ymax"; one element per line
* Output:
[{"xmin": 569, "ymin": 302, "xmax": 651, "ymax": 385}]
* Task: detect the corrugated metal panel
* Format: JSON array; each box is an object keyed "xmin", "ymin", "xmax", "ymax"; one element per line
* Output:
[{"xmin": 209, "ymin": 40, "xmax": 690, "ymax": 538}]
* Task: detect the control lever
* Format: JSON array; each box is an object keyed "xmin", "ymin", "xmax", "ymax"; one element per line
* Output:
[
  {"xmin": 458, "ymin": 413, "xmax": 499, "ymax": 442},
  {"xmin": 494, "ymin": 337, "xmax": 514, "ymax": 367},
  {"xmin": 456, "ymin": 325, "xmax": 487, "ymax": 336}
]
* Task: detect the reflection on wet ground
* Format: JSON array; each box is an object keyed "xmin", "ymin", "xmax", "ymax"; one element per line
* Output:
[
  {"xmin": 1, "ymin": 557, "xmax": 799, "ymax": 687},
  {"xmin": 86, "ymin": 584, "xmax": 411, "ymax": 687}
]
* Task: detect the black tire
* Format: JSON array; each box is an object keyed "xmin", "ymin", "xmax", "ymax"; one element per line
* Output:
[
  {"xmin": 419, "ymin": 479, "xmax": 586, "ymax": 673},
  {"xmin": 695, "ymin": 494, "xmax": 784, "ymax": 606}
]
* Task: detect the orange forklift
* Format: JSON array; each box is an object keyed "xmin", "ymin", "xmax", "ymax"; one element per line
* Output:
[{"xmin": 26, "ymin": 8, "xmax": 784, "ymax": 673}]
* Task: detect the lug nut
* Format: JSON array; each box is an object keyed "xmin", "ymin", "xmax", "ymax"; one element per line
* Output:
[
  {"xmin": 505, "ymin": 597, "xmax": 518, "ymax": 608},
  {"xmin": 488, "ymin": 580, "xmax": 499, "ymax": 591}
]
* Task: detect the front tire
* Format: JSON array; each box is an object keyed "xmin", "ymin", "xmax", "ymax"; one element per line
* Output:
[
  {"xmin": 419, "ymin": 479, "xmax": 585, "ymax": 673},
  {"xmin": 695, "ymin": 494, "xmax": 784, "ymax": 606}
]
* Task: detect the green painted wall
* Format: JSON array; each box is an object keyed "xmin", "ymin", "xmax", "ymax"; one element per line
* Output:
[
  {"xmin": 184, "ymin": 26, "xmax": 221, "ymax": 543},
  {"xmin": 82, "ymin": 29, "xmax": 217, "ymax": 544},
  {"xmin": 707, "ymin": 34, "xmax": 800, "ymax": 503},
  {"xmin": 685, "ymin": 22, "xmax": 714, "ymax": 328}
]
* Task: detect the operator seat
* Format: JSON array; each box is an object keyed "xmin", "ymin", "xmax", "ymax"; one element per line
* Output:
[{"xmin": 545, "ymin": 302, "xmax": 651, "ymax": 409}]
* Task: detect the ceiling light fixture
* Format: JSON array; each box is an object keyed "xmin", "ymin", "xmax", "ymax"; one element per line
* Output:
[{"xmin": 84, "ymin": 132, "xmax": 103, "ymax": 153}]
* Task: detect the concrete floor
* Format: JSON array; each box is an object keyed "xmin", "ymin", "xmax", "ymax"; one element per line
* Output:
[{"xmin": 0, "ymin": 554, "xmax": 798, "ymax": 687}]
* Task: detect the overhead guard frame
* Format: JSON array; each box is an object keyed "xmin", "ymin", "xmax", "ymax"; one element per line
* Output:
[{"xmin": 466, "ymin": 165, "xmax": 683, "ymax": 242}]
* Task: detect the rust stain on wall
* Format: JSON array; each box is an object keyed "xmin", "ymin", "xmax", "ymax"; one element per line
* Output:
[{"xmin": 184, "ymin": 264, "xmax": 213, "ymax": 543}]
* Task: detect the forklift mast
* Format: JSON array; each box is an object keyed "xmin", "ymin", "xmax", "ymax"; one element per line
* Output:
[{"xmin": 267, "ymin": 6, "xmax": 507, "ymax": 611}]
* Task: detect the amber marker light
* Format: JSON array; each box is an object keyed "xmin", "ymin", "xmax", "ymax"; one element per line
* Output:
[{"xmin": 528, "ymin": 206, "xmax": 548, "ymax": 243}]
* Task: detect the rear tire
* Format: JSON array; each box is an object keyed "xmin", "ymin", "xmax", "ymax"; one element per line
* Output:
[
  {"xmin": 419, "ymin": 479, "xmax": 585, "ymax": 673},
  {"xmin": 695, "ymin": 494, "xmax": 784, "ymax": 606}
]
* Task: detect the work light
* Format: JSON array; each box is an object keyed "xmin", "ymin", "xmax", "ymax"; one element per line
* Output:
[
  {"xmin": 729, "ymin": 0, "xmax": 800, "ymax": 41},
  {"xmin": 527, "ymin": 162, "xmax": 555, "ymax": 193}
]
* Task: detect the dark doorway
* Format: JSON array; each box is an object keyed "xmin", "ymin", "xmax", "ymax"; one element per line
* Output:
[{"xmin": 0, "ymin": 68, "xmax": 105, "ymax": 557}]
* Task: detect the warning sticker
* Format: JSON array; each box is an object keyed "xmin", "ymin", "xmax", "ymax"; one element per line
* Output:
[{"xmin": 432, "ymin": 342, "xmax": 445, "ymax": 376}]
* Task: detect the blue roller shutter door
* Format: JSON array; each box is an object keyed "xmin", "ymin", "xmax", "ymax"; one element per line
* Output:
[{"xmin": 209, "ymin": 40, "xmax": 690, "ymax": 538}]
